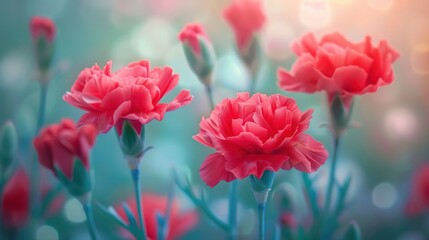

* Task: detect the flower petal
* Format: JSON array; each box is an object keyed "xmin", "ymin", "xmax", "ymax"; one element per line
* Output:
[{"xmin": 200, "ymin": 153, "xmax": 236, "ymax": 188}]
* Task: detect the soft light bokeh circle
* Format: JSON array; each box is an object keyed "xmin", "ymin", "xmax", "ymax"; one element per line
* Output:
[
  {"xmin": 36, "ymin": 225, "xmax": 59, "ymax": 240},
  {"xmin": 64, "ymin": 198, "xmax": 86, "ymax": 223},
  {"xmin": 261, "ymin": 22, "xmax": 296, "ymax": 61},
  {"xmin": 299, "ymin": 0, "xmax": 332, "ymax": 29},
  {"xmin": 372, "ymin": 182, "xmax": 397, "ymax": 209}
]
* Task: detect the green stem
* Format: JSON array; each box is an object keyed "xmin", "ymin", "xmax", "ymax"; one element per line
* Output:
[
  {"xmin": 205, "ymin": 86, "xmax": 215, "ymax": 110},
  {"xmin": 258, "ymin": 203, "xmax": 266, "ymax": 240},
  {"xmin": 321, "ymin": 136, "xmax": 341, "ymax": 239},
  {"xmin": 31, "ymin": 84, "xmax": 48, "ymax": 219},
  {"xmin": 158, "ymin": 182, "xmax": 174, "ymax": 240},
  {"xmin": 82, "ymin": 203, "xmax": 99, "ymax": 240},
  {"xmin": 324, "ymin": 137, "xmax": 340, "ymax": 213},
  {"xmin": 249, "ymin": 74, "xmax": 257, "ymax": 95},
  {"xmin": 175, "ymin": 179, "xmax": 229, "ymax": 232},
  {"xmin": 36, "ymin": 84, "xmax": 48, "ymax": 133},
  {"xmin": 228, "ymin": 180, "xmax": 238, "ymax": 240},
  {"xmin": 302, "ymin": 172, "xmax": 319, "ymax": 218},
  {"xmin": 131, "ymin": 169, "xmax": 147, "ymax": 240}
]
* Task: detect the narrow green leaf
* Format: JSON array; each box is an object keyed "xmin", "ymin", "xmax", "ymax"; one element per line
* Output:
[
  {"xmin": 341, "ymin": 221, "xmax": 361, "ymax": 240},
  {"xmin": 0, "ymin": 121, "xmax": 18, "ymax": 170}
]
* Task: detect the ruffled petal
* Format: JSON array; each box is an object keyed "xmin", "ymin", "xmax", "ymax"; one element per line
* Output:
[
  {"xmin": 284, "ymin": 134, "xmax": 328, "ymax": 173},
  {"xmin": 165, "ymin": 90, "xmax": 193, "ymax": 111},
  {"xmin": 200, "ymin": 153, "xmax": 236, "ymax": 187}
]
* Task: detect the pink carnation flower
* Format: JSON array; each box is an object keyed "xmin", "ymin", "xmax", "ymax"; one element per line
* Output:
[
  {"xmin": 63, "ymin": 60, "xmax": 193, "ymax": 134},
  {"xmin": 29, "ymin": 16, "xmax": 56, "ymax": 42},
  {"xmin": 194, "ymin": 92, "xmax": 328, "ymax": 187},
  {"xmin": 33, "ymin": 119, "xmax": 97, "ymax": 178},
  {"xmin": 1, "ymin": 169, "xmax": 30, "ymax": 229},
  {"xmin": 222, "ymin": 0, "xmax": 266, "ymax": 50},
  {"xmin": 405, "ymin": 163, "xmax": 429, "ymax": 216},
  {"xmin": 278, "ymin": 32, "xmax": 399, "ymax": 109}
]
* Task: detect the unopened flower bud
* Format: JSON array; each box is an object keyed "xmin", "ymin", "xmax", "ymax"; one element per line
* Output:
[
  {"xmin": 29, "ymin": 16, "xmax": 56, "ymax": 80},
  {"xmin": 179, "ymin": 23, "xmax": 215, "ymax": 86}
]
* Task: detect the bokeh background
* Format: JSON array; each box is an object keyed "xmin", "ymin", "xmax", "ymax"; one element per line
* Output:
[{"xmin": 1, "ymin": 0, "xmax": 429, "ymax": 239}]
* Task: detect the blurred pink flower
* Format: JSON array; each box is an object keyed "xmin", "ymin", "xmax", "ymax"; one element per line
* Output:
[
  {"xmin": 194, "ymin": 92, "xmax": 328, "ymax": 187},
  {"xmin": 222, "ymin": 0, "xmax": 266, "ymax": 50},
  {"xmin": 278, "ymin": 32, "xmax": 399, "ymax": 109},
  {"xmin": 280, "ymin": 213, "xmax": 297, "ymax": 229},
  {"xmin": 63, "ymin": 60, "xmax": 193, "ymax": 134},
  {"xmin": 33, "ymin": 119, "xmax": 97, "ymax": 179},
  {"xmin": 178, "ymin": 23, "xmax": 210, "ymax": 55},
  {"xmin": 116, "ymin": 193, "xmax": 198, "ymax": 240},
  {"xmin": 405, "ymin": 163, "xmax": 429, "ymax": 216},
  {"xmin": 1, "ymin": 169, "xmax": 30, "ymax": 229},
  {"xmin": 29, "ymin": 16, "xmax": 56, "ymax": 42}
]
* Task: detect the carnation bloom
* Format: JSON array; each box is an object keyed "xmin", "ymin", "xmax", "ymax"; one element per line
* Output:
[
  {"xmin": 116, "ymin": 193, "xmax": 198, "ymax": 240},
  {"xmin": 29, "ymin": 16, "xmax": 56, "ymax": 42},
  {"xmin": 194, "ymin": 92, "xmax": 328, "ymax": 187},
  {"xmin": 278, "ymin": 32, "xmax": 399, "ymax": 109},
  {"xmin": 33, "ymin": 119, "xmax": 97, "ymax": 179},
  {"xmin": 222, "ymin": 0, "xmax": 266, "ymax": 50},
  {"xmin": 63, "ymin": 60, "xmax": 193, "ymax": 134},
  {"xmin": 1, "ymin": 169, "xmax": 30, "ymax": 229},
  {"xmin": 405, "ymin": 163, "xmax": 429, "ymax": 216}
]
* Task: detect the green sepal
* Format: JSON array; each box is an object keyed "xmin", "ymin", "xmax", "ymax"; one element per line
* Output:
[
  {"xmin": 341, "ymin": 221, "xmax": 361, "ymax": 240},
  {"xmin": 70, "ymin": 158, "xmax": 92, "ymax": 196},
  {"xmin": 120, "ymin": 120, "xmax": 144, "ymax": 157},
  {"xmin": 35, "ymin": 36, "xmax": 54, "ymax": 75},
  {"xmin": 182, "ymin": 37, "xmax": 215, "ymax": 85},
  {"xmin": 330, "ymin": 95, "xmax": 353, "ymax": 133},
  {"xmin": 54, "ymin": 159, "xmax": 92, "ymax": 197},
  {"xmin": 250, "ymin": 170, "xmax": 275, "ymax": 192},
  {"xmin": 0, "ymin": 121, "xmax": 18, "ymax": 172},
  {"xmin": 238, "ymin": 37, "xmax": 261, "ymax": 74}
]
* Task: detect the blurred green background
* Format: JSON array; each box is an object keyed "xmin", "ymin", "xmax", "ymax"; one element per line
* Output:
[{"xmin": 1, "ymin": 0, "xmax": 429, "ymax": 239}]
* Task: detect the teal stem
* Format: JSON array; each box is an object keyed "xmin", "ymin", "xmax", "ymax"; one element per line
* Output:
[
  {"xmin": 258, "ymin": 203, "xmax": 266, "ymax": 240},
  {"xmin": 131, "ymin": 169, "xmax": 147, "ymax": 240},
  {"xmin": 249, "ymin": 74, "xmax": 256, "ymax": 95},
  {"xmin": 228, "ymin": 180, "xmax": 238, "ymax": 240},
  {"xmin": 205, "ymin": 86, "xmax": 215, "ymax": 110},
  {"xmin": 159, "ymin": 182, "xmax": 174, "ymax": 240},
  {"xmin": 31, "ymin": 84, "xmax": 48, "ymax": 219},
  {"xmin": 301, "ymin": 173, "xmax": 319, "ymax": 218},
  {"xmin": 273, "ymin": 223, "xmax": 281, "ymax": 240},
  {"xmin": 324, "ymin": 137, "xmax": 340, "ymax": 214},
  {"xmin": 322, "ymin": 136, "xmax": 341, "ymax": 240},
  {"xmin": 82, "ymin": 203, "xmax": 99, "ymax": 240},
  {"xmin": 175, "ymin": 177, "xmax": 229, "ymax": 232},
  {"xmin": 36, "ymin": 84, "xmax": 48, "ymax": 133}
]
